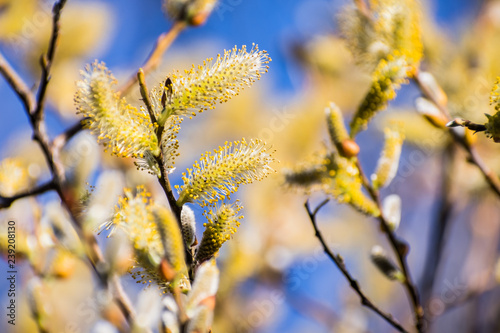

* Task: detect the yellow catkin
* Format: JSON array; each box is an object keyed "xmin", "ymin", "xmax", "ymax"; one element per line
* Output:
[
  {"xmin": 150, "ymin": 45, "xmax": 270, "ymax": 120},
  {"xmin": 75, "ymin": 62, "xmax": 161, "ymax": 173},
  {"xmin": 176, "ymin": 138, "xmax": 275, "ymax": 207},
  {"xmin": 195, "ymin": 202, "xmax": 243, "ymax": 263},
  {"xmin": 325, "ymin": 102, "xmax": 350, "ymax": 151},
  {"xmin": 487, "ymin": 77, "xmax": 500, "ymax": 142},
  {"xmin": 99, "ymin": 186, "xmax": 186, "ymax": 290},
  {"xmin": 340, "ymin": 0, "xmax": 422, "ymax": 69},
  {"xmin": 325, "ymin": 153, "xmax": 380, "ymax": 217},
  {"xmin": 0, "ymin": 158, "xmax": 29, "ymax": 197},
  {"xmin": 350, "ymin": 54, "xmax": 409, "ymax": 136}
]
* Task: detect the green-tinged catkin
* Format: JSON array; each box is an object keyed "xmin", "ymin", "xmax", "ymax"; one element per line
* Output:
[
  {"xmin": 325, "ymin": 102, "xmax": 360, "ymax": 157},
  {"xmin": 176, "ymin": 138, "xmax": 275, "ymax": 207},
  {"xmin": 370, "ymin": 245, "xmax": 405, "ymax": 282},
  {"xmin": 340, "ymin": 0, "xmax": 422, "ymax": 69},
  {"xmin": 283, "ymin": 165, "xmax": 327, "ymax": 190},
  {"xmin": 99, "ymin": 186, "xmax": 186, "ymax": 290},
  {"xmin": 350, "ymin": 54, "xmax": 409, "ymax": 136},
  {"xmin": 325, "ymin": 154, "xmax": 380, "ymax": 217},
  {"xmin": 153, "ymin": 205, "xmax": 186, "ymax": 275},
  {"xmin": 75, "ymin": 62, "xmax": 162, "ymax": 174},
  {"xmin": 371, "ymin": 126, "xmax": 404, "ymax": 189},
  {"xmin": 487, "ymin": 77, "xmax": 500, "ymax": 142},
  {"xmin": 150, "ymin": 45, "xmax": 270, "ymax": 121},
  {"xmin": 195, "ymin": 202, "xmax": 243, "ymax": 263}
]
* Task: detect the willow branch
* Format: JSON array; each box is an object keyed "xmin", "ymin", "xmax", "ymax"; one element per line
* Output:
[
  {"xmin": 305, "ymin": 200, "xmax": 409, "ymax": 333},
  {"xmin": 33, "ymin": 0, "xmax": 67, "ymax": 119},
  {"xmin": 51, "ymin": 119, "xmax": 86, "ymax": 152},
  {"xmin": 137, "ymin": 70, "xmax": 192, "ymax": 273},
  {"xmin": 420, "ymin": 143, "xmax": 456, "ymax": 306},
  {"xmin": 119, "ymin": 21, "xmax": 187, "ymax": 95},
  {"xmin": 0, "ymin": 0, "xmax": 137, "ymax": 324},
  {"xmin": 355, "ymin": 159, "xmax": 425, "ymax": 333},
  {"xmin": 413, "ymin": 72, "xmax": 500, "ymax": 198},
  {"xmin": 0, "ymin": 52, "xmax": 36, "ymax": 113},
  {"xmin": 0, "ymin": 180, "xmax": 55, "ymax": 209}
]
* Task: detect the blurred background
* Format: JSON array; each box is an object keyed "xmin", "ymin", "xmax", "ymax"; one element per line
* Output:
[{"xmin": 1, "ymin": 0, "xmax": 500, "ymax": 332}]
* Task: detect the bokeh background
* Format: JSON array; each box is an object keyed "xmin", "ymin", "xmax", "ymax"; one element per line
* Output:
[{"xmin": 2, "ymin": 0, "xmax": 500, "ymax": 332}]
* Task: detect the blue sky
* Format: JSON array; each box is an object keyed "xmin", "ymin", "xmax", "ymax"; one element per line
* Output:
[{"xmin": 0, "ymin": 0, "xmax": 480, "ymax": 332}]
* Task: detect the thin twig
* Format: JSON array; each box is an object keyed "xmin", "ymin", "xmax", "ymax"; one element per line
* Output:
[
  {"xmin": 413, "ymin": 72, "xmax": 500, "ymax": 198},
  {"xmin": 52, "ymin": 119, "xmax": 85, "ymax": 145},
  {"xmin": 305, "ymin": 200, "xmax": 409, "ymax": 333},
  {"xmin": 420, "ymin": 143, "xmax": 456, "ymax": 306},
  {"xmin": 0, "ymin": 0, "xmax": 138, "ymax": 325},
  {"xmin": 33, "ymin": 0, "xmax": 67, "ymax": 119},
  {"xmin": 355, "ymin": 159, "xmax": 425, "ymax": 333},
  {"xmin": 0, "ymin": 180, "xmax": 55, "ymax": 209},
  {"xmin": 119, "ymin": 21, "xmax": 187, "ymax": 95},
  {"xmin": 137, "ymin": 69, "xmax": 157, "ymax": 125},
  {"xmin": 0, "ymin": 52, "xmax": 36, "ymax": 113}
]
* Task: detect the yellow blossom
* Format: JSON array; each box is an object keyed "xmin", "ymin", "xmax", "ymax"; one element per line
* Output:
[
  {"xmin": 487, "ymin": 77, "xmax": 500, "ymax": 142},
  {"xmin": 151, "ymin": 45, "xmax": 270, "ymax": 121},
  {"xmin": 75, "ymin": 62, "xmax": 160, "ymax": 168},
  {"xmin": 340, "ymin": 0, "xmax": 422, "ymax": 69},
  {"xmin": 176, "ymin": 138, "xmax": 275, "ymax": 207},
  {"xmin": 0, "ymin": 158, "xmax": 30, "ymax": 197},
  {"xmin": 99, "ymin": 186, "xmax": 186, "ymax": 289},
  {"xmin": 350, "ymin": 54, "xmax": 409, "ymax": 136},
  {"xmin": 324, "ymin": 153, "xmax": 380, "ymax": 217},
  {"xmin": 195, "ymin": 202, "xmax": 243, "ymax": 263}
]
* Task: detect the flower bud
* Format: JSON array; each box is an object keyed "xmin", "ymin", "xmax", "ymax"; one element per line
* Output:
[
  {"xmin": 163, "ymin": 0, "xmax": 218, "ymax": 26},
  {"xmin": 181, "ymin": 205, "xmax": 196, "ymax": 247},
  {"xmin": 382, "ymin": 194, "xmax": 401, "ymax": 231},
  {"xmin": 415, "ymin": 97, "xmax": 447, "ymax": 128},
  {"xmin": 417, "ymin": 72, "xmax": 447, "ymax": 108},
  {"xmin": 371, "ymin": 126, "xmax": 404, "ymax": 189},
  {"xmin": 370, "ymin": 245, "xmax": 405, "ymax": 282}
]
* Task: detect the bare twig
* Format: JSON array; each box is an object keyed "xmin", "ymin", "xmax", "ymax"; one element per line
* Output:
[
  {"xmin": 33, "ymin": 0, "xmax": 67, "ymax": 120},
  {"xmin": 0, "ymin": 0, "xmax": 138, "ymax": 325},
  {"xmin": 427, "ymin": 283, "xmax": 499, "ymax": 321},
  {"xmin": 0, "ymin": 180, "xmax": 55, "ymax": 209},
  {"xmin": 305, "ymin": 200, "xmax": 409, "ymax": 333},
  {"xmin": 119, "ymin": 21, "xmax": 187, "ymax": 95},
  {"xmin": 354, "ymin": 159, "xmax": 425, "ymax": 333},
  {"xmin": 413, "ymin": 72, "xmax": 500, "ymax": 198},
  {"xmin": 51, "ymin": 119, "xmax": 86, "ymax": 152},
  {"xmin": 420, "ymin": 144, "xmax": 456, "ymax": 307},
  {"xmin": 0, "ymin": 52, "xmax": 36, "ymax": 113}
]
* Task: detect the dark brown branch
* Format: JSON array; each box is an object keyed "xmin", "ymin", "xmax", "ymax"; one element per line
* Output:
[
  {"xmin": 119, "ymin": 21, "xmax": 187, "ymax": 95},
  {"xmin": 33, "ymin": 0, "xmax": 67, "ymax": 119},
  {"xmin": 420, "ymin": 144, "xmax": 456, "ymax": 306},
  {"xmin": 0, "ymin": 52, "xmax": 36, "ymax": 113},
  {"xmin": 52, "ymin": 119, "xmax": 86, "ymax": 152},
  {"xmin": 0, "ymin": 180, "xmax": 55, "ymax": 209},
  {"xmin": 413, "ymin": 72, "xmax": 500, "ymax": 198},
  {"xmin": 355, "ymin": 159, "xmax": 425, "ymax": 333},
  {"xmin": 446, "ymin": 118, "xmax": 487, "ymax": 133},
  {"xmin": 0, "ymin": 0, "xmax": 137, "ymax": 324},
  {"xmin": 305, "ymin": 200, "xmax": 409, "ymax": 333},
  {"xmin": 137, "ymin": 71, "xmax": 192, "ymax": 273}
]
